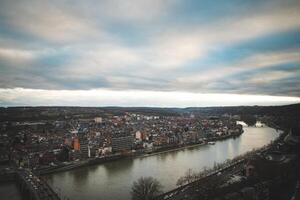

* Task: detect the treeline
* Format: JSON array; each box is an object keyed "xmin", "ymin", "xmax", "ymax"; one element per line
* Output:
[
  {"xmin": 185, "ymin": 103, "xmax": 300, "ymax": 117},
  {"xmin": 0, "ymin": 103, "xmax": 299, "ymax": 123}
]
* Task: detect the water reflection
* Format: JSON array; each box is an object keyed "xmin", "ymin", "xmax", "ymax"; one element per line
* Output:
[
  {"xmin": 72, "ymin": 168, "xmax": 90, "ymax": 186},
  {"xmin": 103, "ymin": 158, "xmax": 134, "ymax": 176}
]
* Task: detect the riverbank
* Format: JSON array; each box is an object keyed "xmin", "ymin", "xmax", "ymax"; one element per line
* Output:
[
  {"xmin": 136, "ymin": 132, "xmax": 243, "ymax": 159},
  {"xmin": 37, "ymin": 131, "xmax": 243, "ymax": 175},
  {"xmin": 155, "ymin": 129, "xmax": 288, "ymax": 199},
  {"xmin": 36, "ymin": 142, "xmax": 207, "ymax": 175}
]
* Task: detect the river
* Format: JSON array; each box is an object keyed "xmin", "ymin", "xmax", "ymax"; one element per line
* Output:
[{"xmin": 45, "ymin": 122, "xmax": 281, "ymax": 200}]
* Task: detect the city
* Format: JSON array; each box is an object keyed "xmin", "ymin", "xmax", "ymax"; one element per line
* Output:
[{"xmin": 3, "ymin": 108, "xmax": 243, "ymax": 172}]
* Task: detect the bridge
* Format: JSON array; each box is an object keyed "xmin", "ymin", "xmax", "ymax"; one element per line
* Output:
[{"xmin": 1, "ymin": 168, "xmax": 61, "ymax": 200}]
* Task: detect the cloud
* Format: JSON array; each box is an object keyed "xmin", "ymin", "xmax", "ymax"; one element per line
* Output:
[
  {"xmin": 0, "ymin": 0, "xmax": 107, "ymax": 43},
  {"xmin": 99, "ymin": 0, "xmax": 175, "ymax": 22},
  {"xmin": 0, "ymin": 0, "xmax": 300, "ymax": 106},
  {"xmin": 173, "ymin": 50, "xmax": 300, "ymax": 88},
  {"xmin": 0, "ymin": 48, "xmax": 36, "ymax": 64},
  {"xmin": 247, "ymin": 71, "xmax": 293, "ymax": 84},
  {"xmin": 0, "ymin": 88, "xmax": 299, "ymax": 107}
]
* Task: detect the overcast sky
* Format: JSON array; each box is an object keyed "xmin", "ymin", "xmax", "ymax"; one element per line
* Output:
[{"xmin": 0, "ymin": 0, "xmax": 300, "ymax": 107}]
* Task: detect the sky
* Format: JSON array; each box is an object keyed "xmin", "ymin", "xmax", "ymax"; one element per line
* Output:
[{"xmin": 0, "ymin": 0, "xmax": 300, "ymax": 107}]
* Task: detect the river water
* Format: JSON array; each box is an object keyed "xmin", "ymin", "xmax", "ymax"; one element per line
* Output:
[{"xmin": 45, "ymin": 123, "xmax": 281, "ymax": 200}]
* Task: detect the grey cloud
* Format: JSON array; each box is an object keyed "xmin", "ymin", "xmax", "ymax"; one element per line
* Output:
[{"xmin": 0, "ymin": 0, "xmax": 300, "ymax": 99}]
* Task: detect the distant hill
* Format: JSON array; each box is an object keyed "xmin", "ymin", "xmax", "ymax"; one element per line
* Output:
[
  {"xmin": 0, "ymin": 103, "xmax": 299, "ymax": 123},
  {"xmin": 184, "ymin": 103, "xmax": 300, "ymax": 116}
]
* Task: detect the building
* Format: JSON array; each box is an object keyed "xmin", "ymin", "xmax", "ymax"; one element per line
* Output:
[
  {"xmin": 135, "ymin": 131, "xmax": 146, "ymax": 141},
  {"xmin": 111, "ymin": 135, "xmax": 133, "ymax": 153},
  {"xmin": 245, "ymin": 151, "xmax": 297, "ymax": 180},
  {"xmin": 64, "ymin": 138, "xmax": 73, "ymax": 147},
  {"xmin": 88, "ymin": 146, "xmax": 97, "ymax": 157},
  {"xmin": 94, "ymin": 117, "xmax": 102, "ymax": 124},
  {"xmin": 78, "ymin": 133, "xmax": 88, "ymax": 158},
  {"xmin": 73, "ymin": 137, "xmax": 80, "ymax": 151}
]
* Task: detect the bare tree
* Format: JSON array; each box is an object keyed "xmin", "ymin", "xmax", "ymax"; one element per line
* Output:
[
  {"xmin": 185, "ymin": 168, "xmax": 195, "ymax": 184},
  {"xmin": 131, "ymin": 176, "xmax": 163, "ymax": 200},
  {"xmin": 176, "ymin": 176, "xmax": 186, "ymax": 187},
  {"xmin": 176, "ymin": 168, "xmax": 198, "ymax": 186}
]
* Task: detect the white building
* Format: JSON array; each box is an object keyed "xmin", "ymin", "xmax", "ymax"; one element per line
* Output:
[
  {"xmin": 94, "ymin": 117, "xmax": 102, "ymax": 123},
  {"xmin": 135, "ymin": 131, "xmax": 143, "ymax": 140}
]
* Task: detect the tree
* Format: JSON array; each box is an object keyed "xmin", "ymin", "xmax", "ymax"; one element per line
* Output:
[
  {"xmin": 176, "ymin": 168, "xmax": 198, "ymax": 187},
  {"xmin": 240, "ymin": 114, "xmax": 256, "ymax": 126},
  {"xmin": 131, "ymin": 176, "xmax": 163, "ymax": 200},
  {"xmin": 184, "ymin": 168, "xmax": 195, "ymax": 184},
  {"xmin": 176, "ymin": 176, "xmax": 186, "ymax": 187}
]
